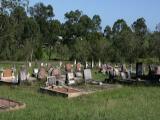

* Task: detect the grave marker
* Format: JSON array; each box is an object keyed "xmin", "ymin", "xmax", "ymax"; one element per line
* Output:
[{"xmin": 84, "ymin": 69, "xmax": 92, "ymax": 81}]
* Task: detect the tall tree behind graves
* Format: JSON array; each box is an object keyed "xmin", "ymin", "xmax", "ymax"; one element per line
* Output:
[{"xmin": 132, "ymin": 18, "xmax": 148, "ymax": 59}]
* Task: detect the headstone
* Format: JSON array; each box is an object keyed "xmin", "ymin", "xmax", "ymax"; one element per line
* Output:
[
  {"xmin": 29, "ymin": 62, "xmax": 32, "ymax": 67},
  {"xmin": 120, "ymin": 72, "xmax": 127, "ymax": 80},
  {"xmin": 59, "ymin": 61, "xmax": 62, "ymax": 67},
  {"xmin": 41, "ymin": 63, "xmax": 44, "ymax": 67},
  {"xmin": 65, "ymin": 64, "xmax": 72, "ymax": 72},
  {"xmin": 121, "ymin": 64, "xmax": 127, "ymax": 72},
  {"xmin": 19, "ymin": 66, "xmax": 27, "ymax": 81},
  {"xmin": 51, "ymin": 69, "xmax": 61, "ymax": 79},
  {"xmin": 98, "ymin": 59, "xmax": 101, "ymax": 68},
  {"xmin": 48, "ymin": 67, "xmax": 54, "ymax": 76},
  {"xmin": 3, "ymin": 69, "xmax": 13, "ymax": 77},
  {"xmin": 155, "ymin": 66, "xmax": 160, "ymax": 75},
  {"xmin": 84, "ymin": 69, "xmax": 92, "ymax": 81},
  {"xmin": 136, "ymin": 62, "xmax": 143, "ymax": 78},
  {"xmin": 75, "ymin": 72, "xmax": 83, "ymax": 78},
  {"xmin": 74, "ymin": 59, "xmax": 77, "ymax": 65},
  {"xmin": 46, "ymin": 76, "xmax": 56, "ymax": 86},
  {"xmin": 91, "ymin": 60, "xmax": 94, "ymax": 68},
  {"xmin": 38, "ymin": 67, "xmax": 47, "ymax": 80},
  {"xmin": 67, "ymin": 72, "xmax": 75, "ymax": 85},
  {"xmin": 67, "ymin": 72, "xmax": 74, "ymax": 80},
  {"xmin": 76, "ymin": 63, "xmax": 81, "ymax": 72},
  {"xmin": 85, "ymin": 61, "xmax": 88, "ymax": 69}
]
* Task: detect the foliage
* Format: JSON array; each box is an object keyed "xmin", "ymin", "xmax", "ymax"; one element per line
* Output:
[{"xmin": 0, "ymin": 0, "xmax": 160, "ymax": 63}]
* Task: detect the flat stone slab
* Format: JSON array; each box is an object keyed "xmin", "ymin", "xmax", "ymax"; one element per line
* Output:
[
  {"xmin": 0, "ymin": 98, "xmax": 26, "ymax": 112},
  {"xmin": 40, "ymin": 86, "xmax": 83, "ymax": 98}
]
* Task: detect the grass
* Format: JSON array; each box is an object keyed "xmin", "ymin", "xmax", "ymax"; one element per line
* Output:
[
  {"xmin": 0, "ymin": 62, "xmax": 160, "ymax": 120},
  {"xmin": 0, "ymin": 83, "xmax": 160, "ymax": 120}
]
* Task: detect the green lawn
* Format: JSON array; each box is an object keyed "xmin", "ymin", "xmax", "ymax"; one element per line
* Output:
[{"xmin": 0, "ymin": 83, "xmax": 160, "ymax": 120}]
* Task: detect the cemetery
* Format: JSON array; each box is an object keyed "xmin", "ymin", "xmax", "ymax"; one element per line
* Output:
[{"xmin": 0, "ymin": 61, "xmax": 160, "ymax": 120}]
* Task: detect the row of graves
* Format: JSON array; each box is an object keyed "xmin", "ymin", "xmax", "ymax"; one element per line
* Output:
[
  {"xmin": 40, "ymin": 63, "xmax": 95, "ymax": 98},
  {"xmin": 100, "ymin": 62, "xmax": 160, "ymax": 84}
]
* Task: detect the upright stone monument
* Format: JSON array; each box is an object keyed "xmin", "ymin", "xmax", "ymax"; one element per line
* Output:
[
  {"xmin": 84, "ymin": 69, "xmax": 92, "ymax": 81},
  {"xmin": 98, "ymin": 59, "xmax": 102, "ymax": 68},
  {"xmin": 65, "ymin": 64, "xmax": 72, "ymax": 72},
  {"xmin": 28, "ymin": 62, "xmax": 32, "ymax": 68},
  {"xmin": 38, "ymin": 67, "xmax": 47, "ymax": 80},
  {"xmin": 19, "ymin": 66, "xmax": 27, "ymax": 81}
]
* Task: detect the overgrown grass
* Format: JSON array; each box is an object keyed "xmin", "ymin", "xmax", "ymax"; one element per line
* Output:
[{"xmin": 0, "ymin": 83, "xmax": 160, "ymax": 120}]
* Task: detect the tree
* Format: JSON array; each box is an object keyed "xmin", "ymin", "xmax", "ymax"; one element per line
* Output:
[
  {"xmin": 1, "ymin": 0, "xmax": 29, "ymax": 14},
  {"xmin": 104, "ymin": 25, "xmax": 112, "ymax": 39},
  {"xmin": 92, "ymin": 15, "xmax": 102, "ymax": 32},
  {"xmin": 132, "ymin": 18, "xmax": 147, "ymax": 37}
]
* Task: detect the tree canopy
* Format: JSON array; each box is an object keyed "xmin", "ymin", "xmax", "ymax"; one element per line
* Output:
[{"xmin": 0, "ymin": 0, "xmax": 160, "ymax": 63}]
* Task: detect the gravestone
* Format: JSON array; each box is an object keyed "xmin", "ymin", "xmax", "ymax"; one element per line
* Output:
[
  {"xmin": 19, "ymin": 66, "xmax": 27, "ymax": 81},
  {"xmin": 155, "ymin": 66, "xmax": 160, "ymax": 75},
  {"xmin": 98, "ymin": 59, "xmax": 102, "ymax": 68},
  {"xmin": 76, "ymin": 63, "xmax": 81, "ymax": 72},
  {"xmin": 51, "ymin": 69, "xmax": 61, "ymax": 79},
  {"xmin": 74, "ymin": 59, "xmax": 77, "ymax": 65},
  {"xmin": 91, "ymin": 60, "xmax": 94, "ymax": 68},
  {"xmin": 38, "ymin": 67, "xmax": 47, "ymax": 80},
  {"xmin": 59, "ymin": 61, "xmax": 62, "ymax": 67},
  {"xmin": 65, "ymin": 64, "xmax": 72, "ymax": 72},
  {"xmin": 85, "ymin": 62, "xmax": 88, "ymax": 69},
  {"xmin": 48, "ymin": 67, "xmax": 54, "ymax": 76},
  {"xmin": 66, "ymin": 72, "xmax": 75, "ymax": 85},
  {"xmin": 84, "ymin": 69, "xmax": 92, "ymax": 81},
  {"xmin": 46, "ymin": 76, "xmax": 56, "ymax": 86},
  {"xmin": 3, "ymin": 69, "xmax": 13, "ymax": 77},
  {"xmin": 136, "ymin": 62, "xmax": 143, "ymax": 78},
  {"xmin": 41, "ymin": 63, "xmax": 44, "ymax": 67},
  {"xmin": 75, "ymin": 72, "xmax": 83, "ymax": 78},
  {"xmin": 28, "ymin": 62, "xmax": 32, "ymax": 67}
]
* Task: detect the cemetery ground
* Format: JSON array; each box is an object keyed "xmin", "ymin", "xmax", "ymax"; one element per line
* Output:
[
  {"xmin": 0, "ymin": 62, "xmax": 160, "ymax": 120},
  {"xmin": 1, "ymin": 83, "xmax": 160, "ymax": 120}
]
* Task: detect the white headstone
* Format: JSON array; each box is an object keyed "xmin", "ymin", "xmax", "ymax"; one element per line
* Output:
[
  {"xmin": 86, "ymin": 61, "xmax": 88, "ymax": 68},
  {"xmin": 60, "ymin": 61, "xmax": 62, "ymax": 67},
  {"xmin": 99, "ymin": 59, "xmax": 102, "ymax": 68},
  {"xmin": 29, "ymin": 62, "xmax": 32, "ymax": 67},
  {"xmin": 92, "ymin": 60, "xmax": 94, "ymax": 68},
  {"xmin": 34, "ymin": 68, "xmax": 38, "ymax": 74},
  {"xmin": 74, "ymin": 59, "xmax": 77, "ymax": 65},
  {"xmin": 41, "ymin": 63, "xmax": 44, "ymax": 67},
  {"xmin": 67, "ymin": 72, "xmax": 74, "ymax": 80},
  {"xmin": 67, "ymin": 72, "xmax": 75, "ymax": 85},
  {"xmin": 84, "ymin": 69, "xmax": 92, "ymax": 81}
]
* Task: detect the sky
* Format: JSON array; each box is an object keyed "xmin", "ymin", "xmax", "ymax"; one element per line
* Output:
[{"xmin": 30, "ymin": 0, "xmax": 160, "ymax": 31}]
